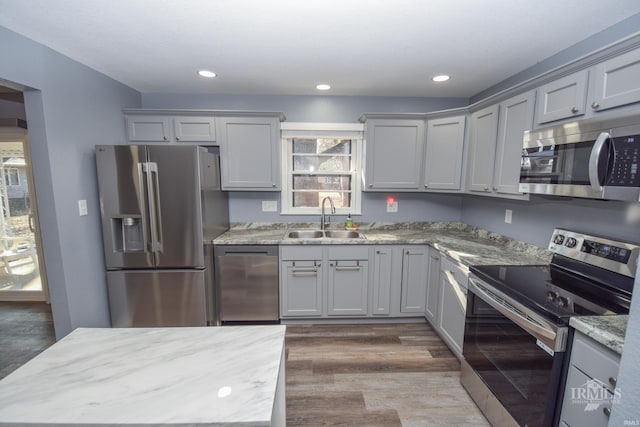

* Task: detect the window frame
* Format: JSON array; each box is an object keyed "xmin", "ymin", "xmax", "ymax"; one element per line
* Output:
[
  {"xmin": 4, "ymin": 167, "xmax": 20, "ymax": 186},
  {"xmin": 280, "ymin": 122, "xmax": 364, "ymax": 216}
]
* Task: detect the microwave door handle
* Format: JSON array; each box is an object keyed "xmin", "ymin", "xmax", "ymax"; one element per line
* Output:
[
  {"xmin": 468, "ymin": 278, "xmax": 559, "ymax": 350},
  {"xmin": 588, "ymin": 132, "xmax": 610, "ymax": 193}
]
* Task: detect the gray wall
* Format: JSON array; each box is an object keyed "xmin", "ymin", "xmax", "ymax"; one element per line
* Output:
[
  {"xmin": 0, "ymin": 26, "xmax": 141, "ymax": 338},
  {"xmin": 461, "ymin": 195, "xmax": 640, "ymax": 247}
]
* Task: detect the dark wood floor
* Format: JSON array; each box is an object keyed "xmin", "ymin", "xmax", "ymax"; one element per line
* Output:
[
  {"xmin": 285, "ymin": 323, "xmax": 489, "ymax": 426},
  {"xmin": 0, "ymin": 308, "xmax": 488, "ymax": 426},
  {"xmin": 0, "ymin": 301, "xmax": 55, "ymax": 379}
]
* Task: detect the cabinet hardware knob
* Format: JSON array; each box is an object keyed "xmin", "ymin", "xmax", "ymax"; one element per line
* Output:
[
  {"xmin": 424, "ymin": 184, "xmax": 428, "ymax": 188},
  {"xmin": 571, "ymin": 106, "xmax": 579, "ymax": 114},
  {"xmin": 376, "ymin": 250, "xmax": 381, "ymax": 254},
  {"xmin": 406, "ymin": 250, "xmax": 410, "ymax": 255},
  {"xmin": 330, "ymin": 263, "xmax": 334, "ymax": 267},
  {"xmin": 591, "ymin": 101, "xmax": 600, "ymax": 109},
  {"xmin": 272, "ymin": 183, "xmax": 276, "ymax": 187},
  {"xmin": 493, "ymin": 187, "xmax": 497, "ymax": 191},
  {"xmin": 484, "ymin": 186, "xmax": 489, "ymax": 191},
  {"xmin": 434, "ymin": 257, "xmax": 440, "ymax": 261},
  {"xmin": 176, "ymin": 136, "xmax": 180, "ymax": 141},
  {"xmin": 609, "ymin": 377, "xmax": 617, "ymax": 387},
  {"xmin": 163, "ymin": 136, "xmax": 168, "ymax": 141},
  {"xmin": 603, "ymin": 407, "xmax": 611, "ymax": 417},
  {"xmin": 369, "ymin": 184, "xmax": 373, "ymax": 188}
]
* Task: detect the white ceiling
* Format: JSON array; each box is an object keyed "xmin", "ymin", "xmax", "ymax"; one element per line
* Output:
[{"xmin": 1, "ymin": 0, "xmax": 640, "ymax": 98}]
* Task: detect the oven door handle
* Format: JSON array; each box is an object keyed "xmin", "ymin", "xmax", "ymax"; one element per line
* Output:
[{"xmin": 468, "ymin": 277, "xmax": 565, "ymax": 352}]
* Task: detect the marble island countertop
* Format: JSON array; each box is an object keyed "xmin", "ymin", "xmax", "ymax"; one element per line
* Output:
[
  {"xmin": 569, "ymin": 315, "xmax": 627, "ymax": 354},
  {"xmin": 0, "ymin": 326, "xmax": 286, "ymax": 426},
  {"xmin": 213, "ymin": 221, "xmax": 552, "ymax": 268}
]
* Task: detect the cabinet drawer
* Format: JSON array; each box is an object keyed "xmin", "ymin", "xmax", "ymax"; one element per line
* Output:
[
  {"xmin": 327, "ymin": 246, "xmax": 369, "ymax": 260},
  {"xmin": 280, "ymin": 246, "xmax": 322, "ymax": 261},
  {"xmin": 571, "ymin": 331, "xmax": 620, "ymax": 393},
  {"xmin": 440, "ymin": 256, "xmax": 468, "ymax": 289}
]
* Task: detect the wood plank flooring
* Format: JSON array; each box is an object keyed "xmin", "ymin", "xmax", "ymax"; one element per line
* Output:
[{"xmin": 285, "ymin": 322, "xmax": 490, "ymax": 427}]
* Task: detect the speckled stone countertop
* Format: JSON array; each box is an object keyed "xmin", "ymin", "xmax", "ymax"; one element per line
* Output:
[
  {"xmin": 212, "ymin": 221, "xmax": 552, "ymax": 268},
  {"xmin": 569, "ymin": 315, "xmax": 627, "ymax": 355}
]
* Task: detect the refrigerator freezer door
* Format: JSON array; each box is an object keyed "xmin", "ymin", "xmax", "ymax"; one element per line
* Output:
[
  {"xmin": 147, "ymin": 145, "xmax": 205, "ymax": 268},
  {"xmin": 96, "ymin": 145, "xmax": 154, "ymax": 269},
  {"xmin": 107, "ymin": 270, "xmax": 207, "ymax": 327}
]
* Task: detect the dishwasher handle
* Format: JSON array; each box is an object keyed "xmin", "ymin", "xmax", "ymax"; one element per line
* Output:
[{"xmin": 214, "ymin": 245, "xmax": 278, "ymax": 257}]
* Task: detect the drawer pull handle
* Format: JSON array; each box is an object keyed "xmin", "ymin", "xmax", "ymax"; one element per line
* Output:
[
  {"xmin": 603, "ymin": 407, "xmax": 611, "ymax": 417},
  {"xmin": 609, "ymin": 377, "xmax": 617, "ymax": 387},
  {"xmin": 334, "ymin": 261, "xmax": 361, "ymax": 270}
]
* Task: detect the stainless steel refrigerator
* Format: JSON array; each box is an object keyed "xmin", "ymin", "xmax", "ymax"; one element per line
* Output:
[{"xmin": 95, "ymin": 145, "xmax": 228, "ymax": 327}]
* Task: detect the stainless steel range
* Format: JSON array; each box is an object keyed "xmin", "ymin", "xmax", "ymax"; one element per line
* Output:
[{"xmin": 461, "ymin": 228, "xmax": 639, "ymax": 427}]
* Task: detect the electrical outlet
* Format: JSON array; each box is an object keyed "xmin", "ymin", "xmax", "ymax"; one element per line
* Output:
[
  {"xmin": 504, "ymin": 209, "xmax": 512, "ymax": 224},
  {"xmin": 262, "ymin": 200, "xmax": 277, "ymax": 212},
  {"xmin": 78, "ymin": 199, "xmax": 88, "ymax": 216},
  {"xmin": 386, "ymin": 200, "xmax": 398, "ymax": 213}
]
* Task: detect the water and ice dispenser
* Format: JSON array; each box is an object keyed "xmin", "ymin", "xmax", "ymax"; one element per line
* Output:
[{"xmin": 112, "ymin": 216, "xmax": 145, "ymax": 252}]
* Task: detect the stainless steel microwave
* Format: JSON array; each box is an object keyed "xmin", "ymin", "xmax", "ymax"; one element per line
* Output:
[{"xmin": 519, "ymin": 112, "xmax": 640, "ymax": 202}]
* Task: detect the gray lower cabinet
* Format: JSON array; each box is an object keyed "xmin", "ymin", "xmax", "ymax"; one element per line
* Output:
[
  {"xmin": 423, "ymin": 115, "xmax": 466, "ymax": 191},
  {"xmin": 399, "ymin": 245, "xmax": 429, "ymax": 313},
  {"xmin": 217, "ymin": 116, "xmax": 281, "ymax": 190},
  {"xmin": 327, "ymin": 246, "xmax": 369, "ymax": 316},
  {"xmin": 560, "ymin": 331, "xmax": 620, "ymax": 427},
  {"xmin": 363, "ymin": 118, "xmax": 425, "ymax": 191},
  {"xmin": 424, "ymin": 250, "xmax": 441, "ymax": 324},
  {"xmin": 436, "ymin": 256, "xmax": 468, "ymax": 359},
  {"xmin": 280, "ymin": 247, "xmax": 323, "ymax": 317},
  {"xmin": 371, "ymin": 246, "xmax": 393, "ymax": 315},
  {"xmin": 125, "ymin": 114, "xmax": 216, "ymax": 143}
]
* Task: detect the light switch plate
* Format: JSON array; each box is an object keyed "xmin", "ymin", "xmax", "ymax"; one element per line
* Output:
[
  {"xmin": 505, "ymin": 209, "xmax": 512, "ymax": 224},
  {"xmin": 78, "ymin": 199, "xmax": 88, "ymax": 216},
  {"xmin": 262, "ymin": 200, "xmax": 278, "ymax": 212},
  {"xmin": 386, "ymin": 201, "xmax": 398, "ymax": 213}
]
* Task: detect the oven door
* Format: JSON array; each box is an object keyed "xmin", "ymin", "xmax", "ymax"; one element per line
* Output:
[{"xmin": 462, "ymin": 276, "xmax": 568, "ymax": 427}]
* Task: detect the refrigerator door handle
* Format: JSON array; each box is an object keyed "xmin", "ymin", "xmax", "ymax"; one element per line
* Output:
[
  {"xmin": 144, "ymin": 162, "xmax": 164, "ymax": 253},
  {"xmin": 136, "ymin": 162, "xmax": 151, "ymax": 252}
]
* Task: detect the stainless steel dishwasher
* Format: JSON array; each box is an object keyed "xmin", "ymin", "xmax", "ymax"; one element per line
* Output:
[{"xmin": 213, "ymin": 245, "xmax": 279, "ymax": 324}]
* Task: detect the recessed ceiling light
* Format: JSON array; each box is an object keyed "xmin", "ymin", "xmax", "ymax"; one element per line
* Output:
[
  {"xmin": 316, "ymin": 84, "xmax": 331, "ymax": 91},
  {"xmin": 197, "ymin": 70, "xmax": 217, "ymax": 78},
  {"xmin": 432, "ymin": 75, "xmax": 450, "ymax": 83}
]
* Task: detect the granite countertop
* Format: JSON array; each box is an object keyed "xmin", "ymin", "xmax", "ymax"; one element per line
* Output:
[
  {"xmin": 213, "ymin": 221, "xmax": 552, "ymax": 268},
  {"xmin": 0, "ymin": 326, "xmax": 286, "ymax": 426},
  {"xmin": 569, "ymin": 315, "xmax": 627, "ymax": 355}
]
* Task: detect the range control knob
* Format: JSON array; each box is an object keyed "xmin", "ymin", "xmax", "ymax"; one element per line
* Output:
[
  {"xmin": 546, "ymin": 291, "xmax": 558, "ymax": 303},
  {"xmin": 565, "ymin": 237, "xmax": 578, "ymax": 248},
  {"xmin": 553, "ymin": 234, "xmax": 565, "ymax": 245},
  {"xmin": 557, "ymin": 296, "xmax": 569, "ymax": 308}
]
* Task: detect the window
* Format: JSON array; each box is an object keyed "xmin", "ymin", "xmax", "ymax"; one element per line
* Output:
[
  {"xmin": 4, "ymin": 168, "xmax": 20, "ymax": 186},
  {"xmin": 281, "ymin": 123, "xmax": 363, "ymax": 215}
]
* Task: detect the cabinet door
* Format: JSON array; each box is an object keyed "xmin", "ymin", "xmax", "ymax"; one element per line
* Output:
[
  {"xmin": 467, "ymin": 105, "xmax": 499, "ymax": 193},
  {"xmin": 371, "ymin": 246, "xmax": 393, "ymax": 315},
  {"xmin": 536, "ymin": 70, "xmax": 588, "ymax": 124},
  {"xmin": 592, "ymin": 48, "xmax": 640, "ymax": 112},
  {"xmin": 218, "ymin": 117, "xmax": 280, "ymax": 190},
  {"xmin": 400, "ymin": 246, "xmax": 429, "ymax": 313},
  {"xmin": 327, "ymin": 260, "xmax": 369, "ymax": 316},
  {"xmin": 424, "ymin": 250, "xmax": 441, "ymax": 324},
  {"xmin": 173, "ymin": 117, "xmax": 216, "ymax": 142},
  {"xmin": 126, "ymin": 115, "xmax": 171, "ymax": 142},
  {"xmin": 437, "ymin": 268, "xmax": 467, "ymax": 358},
  {"xmin": 364, "ymin": 119, "xmax": 425, "ymax": 190},
  {"xmin": 494, "ymin": 91, "xmax": 535, "ymax": 195},
  {"xmin": 280, "ymin": 260, "xmax": 322, "ymax": 317},
  {"xmin": 424, "ymin": 115, "xmax": 466, "ymax": 191},
  {"xmin": 560, "ymin": 366, "xmax": 613, "ymax": 427}
]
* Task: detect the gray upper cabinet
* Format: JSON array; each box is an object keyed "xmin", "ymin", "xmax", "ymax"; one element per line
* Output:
[
  {"xmin": 591, "ymin": 47, "xmax": 640, "ymax": 112},
  {"xmin": 126, "ymin": 115, "xmax": 216, "ymax": 143},
  {"xmin": 364, "ymin": 119, "xmax": 425, "ymax": 191},
  {"xmin": 466, "ymin": 104, "xmax": 499, "ymax": 193},
  {"xmin": 424, "ymin": 115, "xmax": 466, "ymax": 191},
  {"xmin": 217, "ymin": 116, "xmax": 281, "ymax": 191},
  {"xmin": 493, "ymin": 91, "xmax": 535, "ymax": 195},
  {"xmin": 535, "ymin": 70, "xmax": 588, "ymax": 124}
]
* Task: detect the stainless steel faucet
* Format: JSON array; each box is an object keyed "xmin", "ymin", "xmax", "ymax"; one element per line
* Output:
[{"xmin": 320, "ymin": 197, "xmax": 335, "ymax": 230}]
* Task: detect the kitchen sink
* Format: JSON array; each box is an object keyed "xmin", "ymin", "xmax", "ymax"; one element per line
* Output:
[
  {"xmin": 323, "ymin": 230, "xmax": 363, "ymax": 239},
  {"xmin": 285, "ymin": 230, "xmax": 365, "ymax": 239},
  {"xmin": 286, "ymin": 230, "xmax": 324, "ymax": 239}
]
